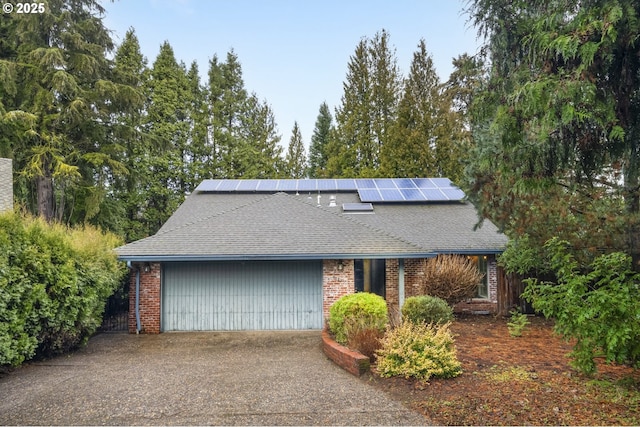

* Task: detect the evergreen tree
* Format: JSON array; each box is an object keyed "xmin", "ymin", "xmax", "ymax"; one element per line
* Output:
[
  {"xmin": 240, "ymin": 95, "xmax": 283, "ymax": 178},
  {"xmin": 308, "ymin": 102, "xmax": 333, "ymax": 178},
  {"xmin": 2, "ymin": 0, "xmax": 124, "ymax": 222},
  {"xmin": 333, "ymin": 30, "xmax": 401, "ymax": 177},
  {"xmin": 332, "ymin": 38, "xmax": 372, "ymax": 177},
  {"xmin": 285, "ymin": 122, "xmax": 307, "ymax": 178},
  {"xmin": 110, "ymin": 28, "xmax": 148, "ymax": 241},
  {"xmin": 369, "ymin": 30, "xmax": 402, "ymax": 171},
  {"xmin": 208, "ymin": 50, "xmax": 249, "ymax": 178},
  {"xmin": 381, "ymin": 39, "xmax": 440, "ymax": 177},
  {"xmin": 185, "ymin": 61, "xmax": 211, "ymax": 187},
  {"xmin": 142, "ymin": 42, "xmax": 191, "ymax": 234},
  {"xmin": 465, "ymin": 0, "xmax": 640, "ymax": 268}
]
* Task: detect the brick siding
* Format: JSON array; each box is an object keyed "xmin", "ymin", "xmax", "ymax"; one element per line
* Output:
[
  {"xmin": 128, "ymin": 262, "xmax": 161, "ymax": 334},
  {"xmin": 322, "ymin": 259, "xmax": 354, "ymax": 325}
]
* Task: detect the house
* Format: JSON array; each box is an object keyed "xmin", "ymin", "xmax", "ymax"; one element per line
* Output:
[{"xmin": 115, "ymin": 178, "xmax": 508, "ymax": 333}]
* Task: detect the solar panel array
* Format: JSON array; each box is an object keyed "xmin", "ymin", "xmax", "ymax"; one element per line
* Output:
[{"xmin": 195, "ymin": 178, "xmax": 465, "ymax": 203}]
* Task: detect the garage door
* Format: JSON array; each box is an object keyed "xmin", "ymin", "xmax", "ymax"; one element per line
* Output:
[{"xmin": 162, "ymin": 261, "xmax": 323, "ymax": 331}]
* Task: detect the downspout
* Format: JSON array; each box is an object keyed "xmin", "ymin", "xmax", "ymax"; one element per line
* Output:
[
  {"xmin": 131, "ymin": 262, "xmax": 141, "ymax": 334},
  {"xmin": 398, "ymin": 258, "xmax": 405, "ymax": 311}
]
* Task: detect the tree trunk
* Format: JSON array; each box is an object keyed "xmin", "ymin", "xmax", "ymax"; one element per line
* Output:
[{"xmin": 36, "ymin": 175, "xmax": 54, "ymax": 221}]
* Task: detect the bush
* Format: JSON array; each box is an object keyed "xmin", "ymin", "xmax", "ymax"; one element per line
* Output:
[
  {"xmin": 420, "ymin": 255, "xmax": 484, "ymax": 305},
  {"xmin": 376, "ymin": 321, "xmax": 462, "ymax": 381},
  {"xmin": 328, "ymin": 292, "xmax": 388, "ymax": 345},
  {"xmin": 507, "ymin": 308, "xmax": 530, "ymax": 337},
  {"xmin": 523, "ymin": 237, "xmax": 640, "ymax": 375},
  {"xmin": 0, "ymin": 211, "xmax": 126, "ymax": 366},
  {"xmin": 344, "ymin": 319, "xmax": 384, "ymax": 362},
  {"xmin": 402, "ymin": 295, "xmax": 453, "ymax": 325}
]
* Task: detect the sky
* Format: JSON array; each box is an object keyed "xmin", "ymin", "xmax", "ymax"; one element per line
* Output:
[{"xmin": 102, "ymin": 0, "xmax": 482, "ymax": 149}]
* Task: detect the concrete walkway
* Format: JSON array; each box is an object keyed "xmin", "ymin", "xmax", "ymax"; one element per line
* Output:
[{"xmin": 0, "ymin": 331, "xmax": 429, "ymax": 425}]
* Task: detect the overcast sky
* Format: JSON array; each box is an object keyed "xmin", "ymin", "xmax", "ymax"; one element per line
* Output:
[{"xmin": 103, "ymin": 0, "xmax": 482, "ymax": 149}]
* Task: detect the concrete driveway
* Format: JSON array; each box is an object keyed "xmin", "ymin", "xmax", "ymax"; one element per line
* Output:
[{"xmin": 0, "ymin": 331, "xmax": 428, "ymax": 425}]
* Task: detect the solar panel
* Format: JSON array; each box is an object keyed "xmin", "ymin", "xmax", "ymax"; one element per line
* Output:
[
  {"xmin": 317, "ymin": 179, "xmax": 337, "ymax": 191},
  {"xmin": 357, "ymin": 188, "xmax": 383, "ymax": 202},
  {"xmin": 277, "ymin": 180, "xmax": 298, "ymax": 191},
  {"xmin": 399, "ymin": 188, "xmax": 424, "ymax": 201},
  {"xmin": 236, "ymin": 180, "xmax": 259, "ymax": 191},
  {"xmin": 430, "ymin": 177, "xmax": 453, "ymax": 187},
  {"xmin": 412, "ymin": 178, "xmax": 438, "ymax": 189},
  {"xmin": 379, "ymin": 188, "xmax": 404, "ymax": 201},
  {"xmin": 421, "ymin": 188, "xmax": 447, "ymax": 201},
  {"xmin": 342, "ymin": 202, "xmax": 374, "ymax": 212},
  {"xmin": 375, "ymin": 178, "xmax": 398, "ymax": 189},
  {"xmin": 195, "ymin": 177, "xmax": 464, "ymax": 203},
  {"xmin": 335, "ymin": 179, "xmax": 358, "ymax": 190},
  {"xmin": 216, "ymin": 180, "xmax": 240, "ymax": 191},
  {"xmin": 358, "ymin": 179, "xmax": 377, "ymax": 189},
  {"xmin": 440, "ymin": 188, "xmax": 466, "ymax": 200},
  {"xmin": 196, "ymin": 179, "xmax": 223, "ymax": 192},
  {"xmin": 394, "ymin": 178, "xmax": 417, "ymax": 188},
  {"xmin": 256, "ymin": 180, "xmax": 278, "ymax": 191},
  {"xmin": 297, "ymin": 179, "xmax": 317, "ymax": 191}
]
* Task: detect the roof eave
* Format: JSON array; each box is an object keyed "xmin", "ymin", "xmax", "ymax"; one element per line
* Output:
[{"xmin": 116, "ymin": 248, "xmax": 504, "ymax": 263}]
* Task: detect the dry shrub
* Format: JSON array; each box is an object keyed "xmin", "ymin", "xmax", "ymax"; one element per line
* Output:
[
  {"xmin": 420, "ymin": 255, "xmax": 484, "ymax": 305},
  {"xmin": 345, "ymin": 321, "xmax": 384, "ymax": 362}
]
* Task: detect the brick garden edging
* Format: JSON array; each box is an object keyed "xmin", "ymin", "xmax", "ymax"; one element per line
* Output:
[{"xmin": 321, "ymin": 329, "xmax": 370, "ymax": 376}]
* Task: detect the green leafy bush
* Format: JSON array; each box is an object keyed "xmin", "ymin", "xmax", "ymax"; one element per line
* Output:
[
  {"xmin": 402, "ymin": 295, "xmax": 453, "ymax": 325},
  {"xmin": 328, "ymin": 292, "xmax": 388, "ymax": 345},
  {"xmin": 376, "ymin": 321, "xmax": 462, "ymax": 381},
  {"xmin": 523, "ymin": 237, "xmax": 640, "ymax": 375},
  {"xmin": 0, "ymin": 211, "xmax": 126, "ymax": 366}
]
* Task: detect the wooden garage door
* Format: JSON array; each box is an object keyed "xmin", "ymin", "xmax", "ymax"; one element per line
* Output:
[{"xmin": 162, "ymin": 261, "xmax": 323, "ymax": 331}]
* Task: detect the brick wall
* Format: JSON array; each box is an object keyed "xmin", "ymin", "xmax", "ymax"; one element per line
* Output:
[
  {"xmin": 128, "ymin": 262, "xmax": 162, "ymax": 334},
  {"xmin": 0, "ymin": 158, "xmax": 13, "ymax": 212},
  {"xmin": 322, "ymin": 259, "xmax": 354, "ymax": 324},
  {"xmin": 404, "ymin": 258, "xmax": 425, "ymax": 297},
  {"xmin": 454, "ymin": 255, "xmax": 499, "ymax": 314},
  {"xmin": 385, "ymin": 259, "xmax": 399, "ymax": 320}
]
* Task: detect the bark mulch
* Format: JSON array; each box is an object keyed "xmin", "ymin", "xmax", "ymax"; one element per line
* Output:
[{"xmin": 364, "ymin": 314, "xmax": 640, "ymax": 426}]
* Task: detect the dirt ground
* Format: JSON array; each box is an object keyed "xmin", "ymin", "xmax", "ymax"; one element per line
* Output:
[{"xmin": 365, "ymin": 314, "xmax": 640, "ymax": 426}]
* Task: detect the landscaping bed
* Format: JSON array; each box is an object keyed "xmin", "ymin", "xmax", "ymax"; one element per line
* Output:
[{"xmin": 364, "ymin": 314, "xmax": 640, "ymax": 426}]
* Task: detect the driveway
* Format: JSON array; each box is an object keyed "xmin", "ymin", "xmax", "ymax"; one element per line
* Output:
[{"xmin": 0, "ymin": 331, "xmax": 429, "ymax": 425}]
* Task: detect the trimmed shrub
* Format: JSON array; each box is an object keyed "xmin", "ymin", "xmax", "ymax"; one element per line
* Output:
[
  {"xmin": 328, "ymin": 292, "xmax": 388, "ymax": 345},
  {"xmin": 376, "ymin": 321, "xmax": 462, "ymax": 381},
  {"xmin": 402, "ymin": 295, "xmax": 453, "ymax": 325},
  {"xmin": 0, "ymin": 211, "xmax": 126, "ymax": 366}
]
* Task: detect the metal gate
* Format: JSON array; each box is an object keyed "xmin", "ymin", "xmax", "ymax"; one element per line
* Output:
[{"xmin": 98, "ymin": 282, "xmax": 129, "ymax": 332}]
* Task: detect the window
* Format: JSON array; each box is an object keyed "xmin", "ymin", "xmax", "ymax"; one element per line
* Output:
[
  {"xmin": 468, "ymin": 255, "xmax": 489, "ymax": 299},
  {"xmin": 354, "ymin": 259, "xmax": 386, "ymax": 298}
]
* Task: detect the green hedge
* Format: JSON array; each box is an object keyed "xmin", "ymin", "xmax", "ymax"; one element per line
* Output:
[
  {"xmin": 0, "ymin": 211, "xmax": 126, "ymax": 366},
  {"xmin": 401, "ymin": 295, "xmax": 453, "ymax": 325},
  {"xmin": 328, "ymin": 292, "xmax": 388, "ymax": 344}
]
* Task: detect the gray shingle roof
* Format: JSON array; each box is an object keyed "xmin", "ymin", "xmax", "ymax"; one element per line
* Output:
[{"xmin": 116, "ymin": 188, "xmax": 508, "ymax": 261}]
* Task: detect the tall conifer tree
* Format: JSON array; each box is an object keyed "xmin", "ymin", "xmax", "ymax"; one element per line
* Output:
[
  {"xmin": 285, "ymin": 122, "xmax": 307, "ymax": 178},
  {"xmin": 308, "ymin": 102, "xmax": 334, "ymax": 178},
  {"xmin": 2, "ymin": 0, "xmax": 123, "ymax": 222},
  {"xmin": 333, "ymin": 30, "xmax": 401, "ymax": 177}
]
